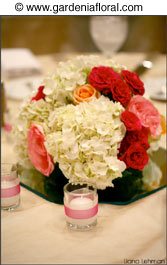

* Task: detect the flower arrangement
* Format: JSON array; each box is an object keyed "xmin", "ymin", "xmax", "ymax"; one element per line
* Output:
[{"xmin": 14, "ymin": 55, "xmax": 165, "ymax": 203}]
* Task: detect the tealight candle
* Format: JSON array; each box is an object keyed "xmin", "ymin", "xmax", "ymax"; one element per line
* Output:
[
  {"xmin": 70, "ymin": 197, "xmax": 93, "ymax": 209},
  {"xmin": 64, "ymin": 183, "xmax": 98, "ymax": 230},
  {"xmin": 1, "ymin": 163, "xmax": 20, "ymax": 210}
]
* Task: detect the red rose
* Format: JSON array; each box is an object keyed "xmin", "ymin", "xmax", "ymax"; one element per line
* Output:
[
  {"xmin": 31, "ymin": 85, "xmax": 45, "ymax": 101},
  {"xmin": 118, "ymin": 126, "xmax": 149, "ymax": 157},
  {"xmin": 88, "ymin": 66, "xmax": 120, "ymax": 94},
  {"xmin": 111, "ymin": 79, "xmax": 132, "ymax": 107},
  {"xmin": 122, "ymin": 70, "xmax": 145, "ymax": 95},
  {"xmin": 120, "ymin": 143, "xmax": 149, "ymax": 170},
  {"xmin": 121, "ymin": 110, "xmax": 142, "ymax": 131},
  {"xmin": 118, "ymin": 137, "xmax": 130, "ymax": 157},
  {"xmin": 126, "ymin": 127, "xmax": 150, "ymax": 150}
]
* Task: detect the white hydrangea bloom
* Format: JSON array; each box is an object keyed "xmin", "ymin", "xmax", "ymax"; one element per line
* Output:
[
  {"xmin": 14, "ymin": 55, "xmax": 126, "ymax": 189},
  {"xmin": 45, "ymin": 97, "xmax": 126, "ymax": 189},
  {"xmin": 42, "ymin": 55, "xmax": 125, "ymax": 108}
]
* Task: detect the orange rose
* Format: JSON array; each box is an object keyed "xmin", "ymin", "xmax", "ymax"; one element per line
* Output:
[
  {"xmin": 160, "ymin": 115, "xmax": 166, "ymax": 134},
  {"xmin": 73, "ymin": 84, "xmax": 100, "ymax": 104}
]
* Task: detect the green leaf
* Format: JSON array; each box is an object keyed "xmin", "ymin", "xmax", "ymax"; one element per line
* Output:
[
  {"xmin": 98, "ymin": 169, "xmax": 143, "ymax": 202},
  {"xmin": 44, "ymin": 163, "xmax": 68, "ymax": 204}
]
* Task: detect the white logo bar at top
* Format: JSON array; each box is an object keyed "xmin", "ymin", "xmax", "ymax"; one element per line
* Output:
[{"xmin": 0, "ymin": 0, "xmax": 167, "ymax": 15}]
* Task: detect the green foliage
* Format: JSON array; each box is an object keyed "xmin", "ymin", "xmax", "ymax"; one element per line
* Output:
[
  {"xmin": 98, "ymin": 168, "xmax": 143, "ymax": 202},
  {"xmin": 44, "ymin": 164, "xmax": 68, "ymax": 204},
  {"xmin": 44, "ymin": 165, "xmax": 143, "ymax": 204},
  {"xmin": 20, "ymin": 166, "xmax": 45, "ymax": 194}
]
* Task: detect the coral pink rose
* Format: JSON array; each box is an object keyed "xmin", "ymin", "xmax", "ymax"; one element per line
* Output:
[
  {"xmin": 27, "ymin": 124, "xmax": 54, "ymax": 176},
  {"xmin": 73, "ymin": 84, "xmax": 100, "ymax": 104},
  {"xmin": 128, "ymin": 95, "xmax": 162, "ymax": 137}
]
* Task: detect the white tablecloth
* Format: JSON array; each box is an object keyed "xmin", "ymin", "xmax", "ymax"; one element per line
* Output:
[{"xmin": 1, "ymin": 52, "xmax": 166, "ymax": 264}]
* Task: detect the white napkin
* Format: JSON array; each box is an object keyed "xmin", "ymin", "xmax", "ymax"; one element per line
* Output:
[
  {"xmin": 1, "ymin": 48, "xmax": 42, "ymax": 78},
  {"xmin": 5, "ymin": 76, "xmax": 43, "ymax": 101},
  {"xmin": 143, "ymin": 77, "xmax": 166, "ymax": 101}
]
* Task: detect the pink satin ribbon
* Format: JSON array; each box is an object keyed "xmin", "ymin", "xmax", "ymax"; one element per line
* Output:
[
  {"xmin": 1, "ymin": 184, "xmax": 20, "ymax": 198},
  {"xmin": 64, "ymin": 204, "xmax": 98, "ymax": 219}
]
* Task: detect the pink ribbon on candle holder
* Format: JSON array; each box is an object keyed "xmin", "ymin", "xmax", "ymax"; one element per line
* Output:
[
  {"xmin": 1, "ymin": 184, "xmax": 20, "ymax": 198},
  {"xmin": 64, "ymin": 204, "xmax": 98, "ymax": 219}
]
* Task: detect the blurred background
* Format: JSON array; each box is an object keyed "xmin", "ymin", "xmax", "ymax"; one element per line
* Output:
[
  {"xmin": 2, "ymin": 16, "xmax": 166, "ymax": 54},
  {"xmin": 1, "ymin": 15, "xmax": 166, "ymax": 170}
]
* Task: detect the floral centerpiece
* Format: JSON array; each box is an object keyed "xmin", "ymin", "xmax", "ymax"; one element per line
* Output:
[{"xmin": 14, "ymin": 55, "xmax": 166, "ymax": 204}]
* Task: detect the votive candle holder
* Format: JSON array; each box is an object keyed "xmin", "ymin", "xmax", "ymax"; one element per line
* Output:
[
  {"xmin": 64, "ymin": 183, "xmax": 98, "ymax": 231},
  {"xmin": 1, "ymin": 163, "xmax": 20, "ymax": 211}
]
